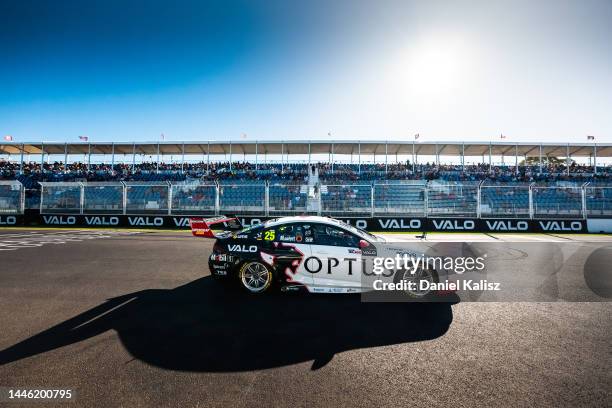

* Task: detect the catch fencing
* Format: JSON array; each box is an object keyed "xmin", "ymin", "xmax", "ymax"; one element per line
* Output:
[
  {"xmin": 6, "ymin": 181, "xmax": 608, "ymax": 218},
  {"xmin": 0, "ymin": 180, "xmax": 25, "ymax": 214}
]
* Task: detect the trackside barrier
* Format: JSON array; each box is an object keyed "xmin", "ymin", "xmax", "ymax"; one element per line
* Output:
[
  {"xmin": 14, "ymin": 214, "xmax": 593, "ymax": 233},
  {"xmin": 15, "ymin": 181, "xmax": 608, "ymax": 219}
]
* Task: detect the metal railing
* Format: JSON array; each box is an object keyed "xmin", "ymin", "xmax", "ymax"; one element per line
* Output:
[{"xmin": 7, "ymin": 181, "xmax": 607, "ymax": 218}]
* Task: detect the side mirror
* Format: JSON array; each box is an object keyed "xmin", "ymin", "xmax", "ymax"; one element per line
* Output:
[{"xmin": 359, "ymin": 240, "xmax": 370, "ymax": 249}]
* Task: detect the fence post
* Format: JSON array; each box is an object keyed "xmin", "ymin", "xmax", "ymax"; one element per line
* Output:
[
  {"xmin": 79, "ymin": 183, "xmax": 84, "ymax": 215},
  {"xmin": 477, "ymin": 183, "xmax": 482, "ymax": 219},
  {"xmin": 424, "ymin": 183, "xmax": 429, "ymax": 218},
  {"xmin": 20, "ymin": 182, "xmax": 25, "ymax": 214},
  {"xmin": 168, "ymin": 182, "xmax": 173, "ymax": 215},
  {"xmin": 39, "ymin": 184, "xmax": 44, "ymax": 213},
  {"xmin": 264, "ymin": 182, "xmax": 269, "ymax": 217},
  {"xmin": 528, "ymin": 183, "xmax": 534, "ymax": 219},
  {"xmin": 371, "ymin": 184, "xmax": 375, "ymax": 217},
  {"xmin": 215, "ymin": 183, "xmax": 220, "ymax": 216},
  {"xmin": 581, "ymin": 183, "xmax": 588, "ymax": 220},
  {"xmin": 317, "ymin": 184, "xmax": 322, "ymax": 216},
  {"xmin": 121, "ymin": 182, "xmax": 127, "ymax": 215}
]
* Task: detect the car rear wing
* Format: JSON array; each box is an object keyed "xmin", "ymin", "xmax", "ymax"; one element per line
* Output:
[{"xmin": 189, "ymin": 216, "xmax": 242, "ymax": 238}]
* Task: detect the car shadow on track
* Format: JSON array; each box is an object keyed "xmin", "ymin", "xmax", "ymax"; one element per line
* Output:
[{"xmin": 0, "ymin": 277, "xmax": 457, "ymax": 371}]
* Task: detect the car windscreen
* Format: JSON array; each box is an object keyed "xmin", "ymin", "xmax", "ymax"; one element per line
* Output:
[{"xmin": 333, "ymin": 219, "xmax": 383, "ymax": 242}]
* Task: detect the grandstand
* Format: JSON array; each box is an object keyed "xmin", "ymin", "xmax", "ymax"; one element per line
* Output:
[{"xmin": 0, "ymin": 140, "xmax": 611, "ymax": 220}]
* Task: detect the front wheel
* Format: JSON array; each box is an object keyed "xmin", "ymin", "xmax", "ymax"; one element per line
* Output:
[
  {"xmin": 394, "ymin": 266, "xmax": 439, "ymax": 299},
  {"xmin": 238, "ymin": 261, "xmax": 274, "ymax": 294}
]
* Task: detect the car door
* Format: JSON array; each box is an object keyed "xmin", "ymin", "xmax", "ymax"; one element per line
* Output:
[
  {"xmin": 259, "ymin": 223, "xmax": 313, "ymax": 288},
  {"xmin": 307, "ymin": 223, "xmax": 364, "ymax": 291}
]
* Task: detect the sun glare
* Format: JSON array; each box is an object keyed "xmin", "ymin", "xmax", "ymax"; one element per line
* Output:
[{"xmin": 399, "ymin": 35, "xmax": 473, "ymax": 97}]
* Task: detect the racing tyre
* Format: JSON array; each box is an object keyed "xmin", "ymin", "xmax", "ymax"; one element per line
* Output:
[
  {"xmin": 238, "ymin": 261, "xmax": 274, "ymax": 294},
  {"xmin": 394, "ymin": 266, "xmax": 439, "ymax": 300}
]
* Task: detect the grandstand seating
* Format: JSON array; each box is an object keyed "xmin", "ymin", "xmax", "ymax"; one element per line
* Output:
[
  {"xmin": 171, "ymin": 184, "xmax": 216, "ymax": 215},
  {"xmin": 532, "ymin": 187, "xmax": 583, "ymax": 217},
  {"xmin": 321, "ymin": 184, "xmax": 372, "ymax": 215},
  {"xmin": 268, "ymin": 183, "xmax": 308, "ymax": 214},
  {"xmin": 83, "ymin": 185, "xmax": 123, "ymax": 213},
  {"xmin": 374, "ymin": 184, "xmax": 426, "ymax": 215},
  {"xmin": 585, "ymin": 187, "xmax": 612, "ymax": 216},
  {"xmin": 125, "ymin": 184, "xmax": 169, "ymax": 214},
  {"xmin": 480, "ymin": 185, "xmax": 530, "ymax": 217},
  {"xmin": 219, "ymin": 182, "xmax": 266, "ymax": 215}
]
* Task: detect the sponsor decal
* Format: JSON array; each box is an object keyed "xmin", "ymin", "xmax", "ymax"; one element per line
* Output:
[
  {"xmin": 85, "ymin": 216, "xmax": 120, "ymax": 226},
  {"xmin": 280, "ymin": 285, "xmax": 301, "ymax": 292},
  {"xmin": 538, "ymin": 220, "xmax": 583, "ymax": 232},
  {"xmin": 342, "ymin": 219, "xmax": 369, "ymax": 230},
  {"xmin": 378, "ymin": 218, "xmax": 422, "ymax": 230},
  {"xmin": 432, "ymin": 219, "xmax": 476, "ymax": 230},
  {"xmin": 211, "ymin": 254, "xmax": 231, "ymax": 262},
  {"xmin": 485, "ymin": 220, "xmax": 529, "ymax": 231},
  {"xmin": 0, "ymin": 215, "xmax": 17, "ymax": 225},
  {"xmin": 361, "ymin": 245, "xmax": 377, "ymax": 256},
  {"xmin": 304, "ymin": 256, "xmax": 358, "ymax": 275},
  {"xmin": 211, "ymin": 265, "xmax": 228, "ymax": 275},
  {"xmin": 228, "ymin": 244, "xmax": 258, "ymax": 253},
  {"xmin": 172, "ymin": 217, "xmax": 191, "ymax": 227},
  {"xmin": 128, "ymin": 216, "xmax": 164, "ymax": 226},
  {"xmin": 42, "ymin": 215, "xmax": 77, "ymax": 225},
  {"xmin": 239, "ymin": 218, "xmax": 263, "ymax": 227}
]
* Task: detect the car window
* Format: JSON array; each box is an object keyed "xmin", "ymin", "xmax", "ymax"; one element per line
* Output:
[
  {"xmin": 274, "ymin": 223, "xmax": 313, "ymax": 244},
  {"xmin": 312, "ymin": 224, "xmax": 360, "ymax": 247},
  {"xmin": 235, "ymin": 224, "xmax": 263, "ymax": 240}
]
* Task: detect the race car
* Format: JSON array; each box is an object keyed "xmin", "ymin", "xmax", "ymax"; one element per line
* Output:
[{"xmin": 190, "ymin": 215, "xmax": 440, "ymax": 295}]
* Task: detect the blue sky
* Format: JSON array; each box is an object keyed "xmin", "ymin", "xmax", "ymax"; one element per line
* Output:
[{"xmin": 1, "ymin": 0, "xmax": 611, "ymax": 143}]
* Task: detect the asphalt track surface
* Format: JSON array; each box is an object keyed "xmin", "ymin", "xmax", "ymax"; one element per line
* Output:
[{"xmin": 0, "ymin": 229, "xmax": 610, "ymax": 407}]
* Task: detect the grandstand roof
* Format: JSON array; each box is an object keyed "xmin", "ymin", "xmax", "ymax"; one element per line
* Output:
[{"xmin": 1, "ymin": 140, "xmax": 610, "ymax": 157}]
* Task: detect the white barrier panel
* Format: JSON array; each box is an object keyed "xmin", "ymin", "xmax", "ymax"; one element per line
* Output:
[{"xmin": 586, "ymin": 219, "xmax": 612, "ymax": 233}]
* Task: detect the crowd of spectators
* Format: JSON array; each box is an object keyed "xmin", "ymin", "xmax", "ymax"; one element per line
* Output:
[
  {"xmin": 318, "ymin": 162, "xmax": 610, "ymax": 184},
  {"xmin": 1, "ymin": 159, "xmax": 610, "ymax": 190}
]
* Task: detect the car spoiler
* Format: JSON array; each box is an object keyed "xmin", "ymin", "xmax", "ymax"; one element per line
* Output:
[{"xmin": 189, "ymin": 216, "xmax": 242, "ymax": 238}]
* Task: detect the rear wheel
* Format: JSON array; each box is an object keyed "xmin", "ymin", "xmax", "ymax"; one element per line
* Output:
[{"xmin": 238, "ymin": 261, "xmax": 274, "ymax": 294}]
